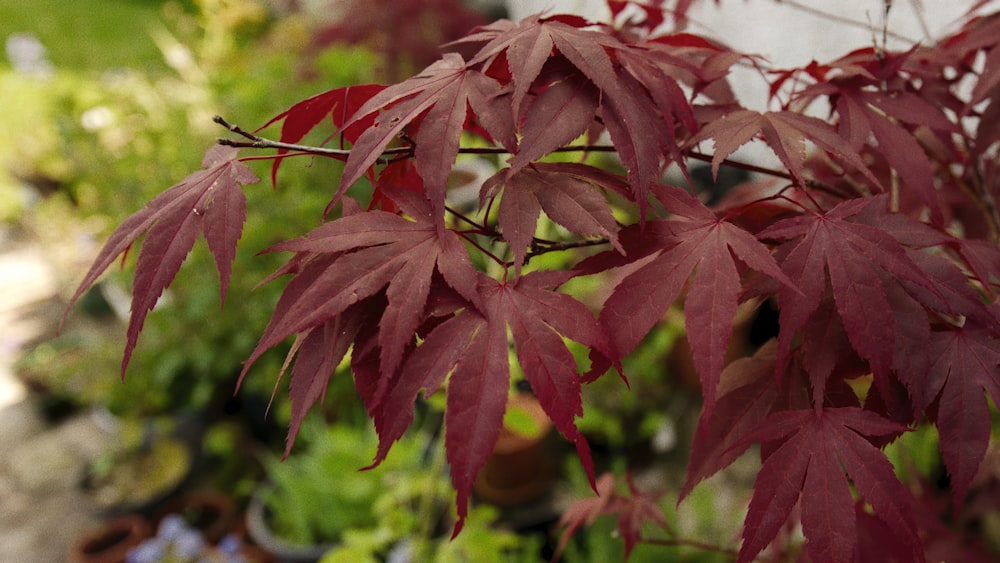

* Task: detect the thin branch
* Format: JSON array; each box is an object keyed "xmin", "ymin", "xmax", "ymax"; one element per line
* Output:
[
  {"xmin": 216, "ymin": 116, "xmax": 802, "ymax": 181},
  {"xmin": 774, "ymin": 0, "xmax": 917, "ymax": 44},
  {"xmin": 216, "ymin": 116, "xmax": 863, "ymax": 200},
  {"xmin": 445, "ymin": 204, "xmax": 492, "ymax": 234},
  {"xmin": 641, "ymin": 536, "xmax": 738, "ymax": 558},
  {"xmin": 218, "ymin": 119, "xmax": 824, "ymax": 202},
  {"xmin": 457, "ymin": 231, "xmax": 506, "ymax": 267},
  {"xmin": 216, "ymin": 114, "xmax": 400, "ymax": 159},
  {"xmin": 684, "ymin": 150, "xmax": 793, "ymax": 182},
  {"xmin": 512, "ymin": 238, "xmax": 611, "ymax": 267}
]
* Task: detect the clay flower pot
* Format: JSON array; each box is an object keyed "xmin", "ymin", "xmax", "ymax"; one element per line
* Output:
[
  {"xmin": 474, "ymin": 394, "xmax": 554, "ymax": 506},
  {"xmin": 69, "ymin": 513, "xmax": 150, "ymax": 563},
  {"xmin": 153, "ymin": 489, "xmax": 236, "ymax": 544}
]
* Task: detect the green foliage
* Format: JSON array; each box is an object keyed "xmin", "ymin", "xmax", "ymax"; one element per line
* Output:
[
  {"xmin": 0, "ymin": 0, "xmax": 170, "ymax": 71},
  {"xmin": 6, "ymin": 0, "xmax": 380, "ymax": 421},
  {"xmin": 577, "ymin": 314, "xmax": 685, "ymax": 449},
  {"xmin": 84, "ymin": 417, "xmax": 194, "ymax": 510},
  {"xmin": 261, "ymin": 420, "xmax": 430, "ymax": 546},
  {"xmin": 320, "ymin": 504, "xmax": 542, "ymax": 563}
]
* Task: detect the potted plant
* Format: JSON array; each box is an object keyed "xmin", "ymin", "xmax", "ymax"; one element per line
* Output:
[
  {"xmin": 245, "ymin": 420, "xmax": 438, "ymax": 562},
  {"xmin": 81, "ymin": 417, "xmax": 194, "ymax": 516},
  {"xmin": 152, "ymin": 489, "xmax": 238, "ymax": 545},
  {"xmin": 474, "ymin": 393, "xmax": 555, "ymax": 506},
  {"xmin": 127, "ymin": 512, "xmax": 271, "ymax": 563},
  {"xmin": 69, "ymin": 513, "xmax": 150, "ymax": 563}
]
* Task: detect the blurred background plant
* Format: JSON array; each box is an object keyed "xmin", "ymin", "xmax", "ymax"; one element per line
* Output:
[
  {"xmin": 2, "ymin": 4, "xmax": 389, "ymax": 526},
  {"xmin": 4, "ymin": 0, "xmax": 381, "ymax": 433},
  {"xmin": 252, "ymin": 413, "xmax": 544, "ymax": 561}
]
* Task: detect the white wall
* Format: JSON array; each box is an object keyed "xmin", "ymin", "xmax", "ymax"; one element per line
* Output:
[
  {"xmin": 507, "ymin": 0, "xmax": 970, "ymax": 108},
  {"xmin": 503, "ymin": 0, "xmax": 976, "ymax": 164},
  {"xmin": 505, "ymin": 0, "xmax": 609, "ymax": 21}
]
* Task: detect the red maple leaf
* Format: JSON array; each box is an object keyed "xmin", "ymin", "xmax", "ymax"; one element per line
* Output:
[
  {"xmin": 241, "ymin": 188, "xmax": 481, "ymax": 392},
  {"xmin": 256, "ymin": 84, "xmax": 387, "ymax": 186},
  {"xmin": 759, "ymin": 197, "xmax": 950, "ymax": 401},
  {"xmin": 901, "ymin": 319, "xmax": 1000, "ymax": 513},
  {"xmin": 554, "ymin": 471, "xmax": 669, "ymax": 561},
  {"xmin": 680, "ymin": 339, "xmax": 813, "ymax": 500},
  {"xmin": 63, "ymin": 146, "xmax": 258, "ymax": 377},
  {"xmin": 246, "ymin": 180, "xmax": 607, "ymax": 535},
  {"xmin": 733, "ymin": 407, "xmax": 923, "ymax": 563},
  {"xmin": 466, "ymin": 14, "xmax": 684, "ymax": 209},
  {"xmin": 337, "ymin": 53, "xmax": 515, "ymax": 223},
  {"xmin": 365, "ymin": 271, "xmax": 606, "ymax": 536},
  {"xmin": 482, "ymin": 162, "xmax": 623, "ymax": 274},
  {"xmin": 588, "ymin": 185, "xmax": 796, "ymax": 416},
  {"xmin": 794, "ymin": 71, "xmax": 961, "ymax": 223},
  {"xmin": 276, "ymin": 299, "xmax": 374, "ymax": 457},
  {"xmin": 506, "ymin": 71, "xmax": 600, "ymax": 178},
  {"xmin": 688, "ymin": 109, "xmax": 882, "ymax": 190}
]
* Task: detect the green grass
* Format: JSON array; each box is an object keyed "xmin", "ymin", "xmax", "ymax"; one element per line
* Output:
[{"xmin": 0, "ymin": 0, "xmax": 175, "ymax": 71}]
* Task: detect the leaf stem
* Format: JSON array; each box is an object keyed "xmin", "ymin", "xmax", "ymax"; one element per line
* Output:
[
  {"xmin": 521, "ymin": 238, "xmax": 611, "ymax": 264},
  {"xmin": 445, "ymin": 204, "xmax": 491, "ymax": 233},
  {"xmin": 457, "ymin": 231, "xmax": 506, "ymax": 268}
]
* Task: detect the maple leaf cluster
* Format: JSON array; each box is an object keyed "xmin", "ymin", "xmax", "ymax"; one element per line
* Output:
[{"xmin": 66, "ymin": 1, "xmax": 1000, "ymax": 560}]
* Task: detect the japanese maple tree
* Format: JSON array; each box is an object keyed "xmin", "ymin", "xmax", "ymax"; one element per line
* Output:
[{"xmin": 65, "ymin": 0, "xmax": 1000, "ymax": 560}]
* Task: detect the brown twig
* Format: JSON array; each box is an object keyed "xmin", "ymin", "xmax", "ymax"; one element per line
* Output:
[
  {"xmin": 214, "ymin": 115, "xmax": 802, "ymax": 183},
  {"xmin": 641, "ymin": 536, "xmax": 739, "ymax": 558}
]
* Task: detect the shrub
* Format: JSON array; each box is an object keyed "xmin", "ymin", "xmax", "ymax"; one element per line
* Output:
[{"xmin": 66, "ymin": 1, "xmax": 1000, "ymax": 560}]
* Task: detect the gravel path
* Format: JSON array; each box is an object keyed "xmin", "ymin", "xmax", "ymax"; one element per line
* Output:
[{"xmin": 0, "ymin": 225, "xmax": 116, "ymax": 562}]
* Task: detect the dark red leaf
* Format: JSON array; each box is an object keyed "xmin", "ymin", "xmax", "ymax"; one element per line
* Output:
[
  {"xmin": 828, "ymin": 87, "xmax": 951, "ymax": 223},
  {"xmin": 281, "ymin": 305, "xmax": 367, "ymax": 457},
  {"xmin": 468, "ymin": 15, "xmax": 679, "ymax": 208},
  {"xmin": 760, "ymin": 197, "xmax": 947, "ymax": 398},
  {"xmin": 364, "ymin": 272, "xmax": 605, "ymax": 536},
  {"xmin": 242, "ymin": 194, "xmax": 481, "ymax": 384},
  {"xmin": 904, "ymin": 320, "xmax": 1000, "ymax": 512},
  {"xmin": 554, "ymin": 473, "xmax": 617, "ymax": 561},
  {"xmin": 555, "ymin": 471, "xmax": 668, "ymax": 561},
  {"xmin": 734, "ymin": 407, "xmax": 922, "ymax": 563},
  {"xmin": 338, "ymin": 55, "xmax": 511, "ymax": 224},
  {"xmin": 487, "ymin": 163, "xmax": 621, "ymax": 273},
  {"xmin": 689, "ymin": 109, "xmax": 882, "ymax": 190},
  {"xmin": 443, "ymin": 304, "xmax": 509, "ymax": 537},
  {"xmin": 258, "ymin": 84, "xmax": 386, "ymax": 186},
  {"xmin": 63, "ymin": 146, "xmax": 258, "ymax": 377},
  {"xmin": 508, "ymin": 72, "xmax": 599, "ymax": 176},
  {"xmin": 681, "ymin": 339, "xmax": 815, "ymax": 500},
  {"xmin": 598, "ymin": 185, "xmax": 795, "ymax": 415}
]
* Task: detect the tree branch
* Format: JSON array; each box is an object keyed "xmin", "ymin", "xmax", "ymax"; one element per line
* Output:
[
  {"xmin": 515, "ymin": 238, "xmax": 611, "ymax": 266},
  {"xmin": 214, "ymin": 115, "xmax": 807, "ymax": 188},
  {"xmin": 641, "ymin": 536, "xmax": 739, "ymax": 558}
]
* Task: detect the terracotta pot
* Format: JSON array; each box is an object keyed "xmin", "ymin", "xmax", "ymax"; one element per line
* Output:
[
  {"xmin": 668, "ymin": 298, "xmax": 760, "ymax": 391},
  {"xmin": 153, "ymin": 489, "xmax": 236, "ymax": 544},
  {"xmin": 474, "ymin": 394, "xmax": 554, "ymax": 506},
  {"xmin": 69, "ymin": 513, "xmax": 150, "ymax": 563}
]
